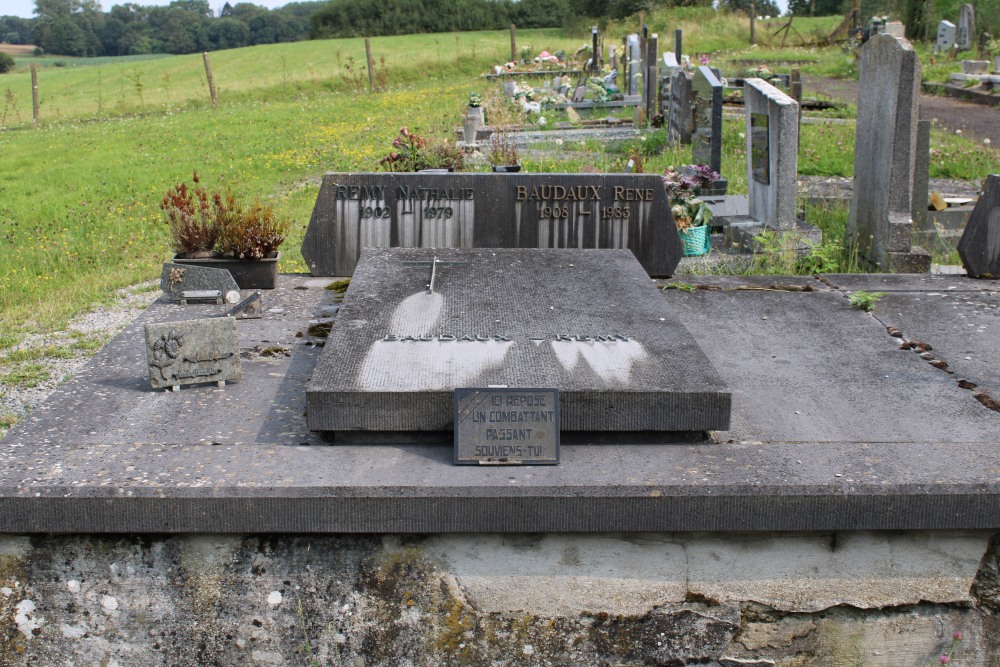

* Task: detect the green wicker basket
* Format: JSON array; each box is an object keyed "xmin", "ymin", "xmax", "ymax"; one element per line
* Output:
[{"xmin": 678, "ymin": 225, "xmax": 710, "ymax": 257}]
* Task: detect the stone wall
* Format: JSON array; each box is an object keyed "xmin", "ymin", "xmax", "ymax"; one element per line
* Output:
[{"xmin": 3, "ymin": 531, "xmax": 999, "ymax": 665}]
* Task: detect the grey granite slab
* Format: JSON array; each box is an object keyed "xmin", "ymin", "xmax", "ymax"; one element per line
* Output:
[
  {"xmin": 1, "ymin": 274, "xmax": 999, "ymax": 533},
  {"xmin": 306, "ymin": 248, "xmax": 731, "ymax": 434}
]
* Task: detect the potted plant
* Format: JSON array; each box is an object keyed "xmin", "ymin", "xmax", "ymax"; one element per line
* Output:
[
  {"xmin": 663, "ymin": 165, "xmax": 719, "ymax": 257},
  {"xmin": 377, "ymin": 127, "xmax": 464, "ymax": 172},
  {"xmin": 160, "ymin": 171, "xmax": 289, "ymax": 289},
  {"xmin": 483, "ymin": 93, "xmax": 521, "ymax": 172}
]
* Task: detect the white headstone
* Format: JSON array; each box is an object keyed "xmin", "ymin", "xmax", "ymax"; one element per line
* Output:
[{"xmin": 936, "ymin": 21, "xmax": 956, "ymax": 51}]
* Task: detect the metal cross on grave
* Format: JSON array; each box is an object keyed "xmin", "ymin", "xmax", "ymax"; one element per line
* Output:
[{"xmin": 401, "ymin": 256, "xmax": 468, "ymax": 293}]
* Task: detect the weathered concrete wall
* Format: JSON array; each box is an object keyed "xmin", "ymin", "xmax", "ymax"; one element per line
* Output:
[{"xmin": 2, "ymin": 531, "xmax": 999, "ymax": 666}]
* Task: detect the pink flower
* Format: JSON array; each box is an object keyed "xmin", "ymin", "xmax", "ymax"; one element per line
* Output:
[
  {"xmin": 940, "ymin": 656, "xmax": 951, "ymax": 664},
  {"xmin": 700, "ymin": 55, "xmax": 710, "ymax": 65},
  {"xmin": 953, "ymin": 630, "xmax": 964, "ymax": 640}
]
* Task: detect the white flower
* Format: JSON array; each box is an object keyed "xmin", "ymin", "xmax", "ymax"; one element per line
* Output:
[{"xmin": 984, "ymin": 138, "xmax": 991, "ymax": 145}]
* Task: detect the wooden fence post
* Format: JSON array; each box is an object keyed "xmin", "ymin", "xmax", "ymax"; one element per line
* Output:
[
  {"xmin": 510, "ymin": 24, "xmax": 516, "ymax": 62},
  {"xmin": 365, "ymin": 37, "xmax": 375, "ymax": 92},
  {"xmin": 30, "ymin": 64, "xmax": 39, "ymax": 126},
  {"xmin": 202, "ymin": 52, "xmax": 218, "ymax": 108}
]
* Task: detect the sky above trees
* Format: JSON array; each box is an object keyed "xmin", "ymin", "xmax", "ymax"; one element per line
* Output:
[{"xmin": 2, "ymin": 0, "xmax": 294, "ymax": 19}]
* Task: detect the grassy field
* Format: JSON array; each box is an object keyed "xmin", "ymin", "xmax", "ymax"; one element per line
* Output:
[{"xmin": 0, "ymin": 20, "xmax": 997, "ymax": 343}]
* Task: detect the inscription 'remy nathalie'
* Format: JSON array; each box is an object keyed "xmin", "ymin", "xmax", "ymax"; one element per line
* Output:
[
  {"xmin": 382, "ymin": 334, "xmax": 631, "ymax": 342},
  {"xmin": 332, "ymin": 184, "xmax": 475, "ymax": 201}
]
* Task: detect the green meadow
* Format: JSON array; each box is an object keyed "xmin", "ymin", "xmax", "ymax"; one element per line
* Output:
[{"xmin": 1, "ymin": 9, "xmax": 997, "ymax": 342}]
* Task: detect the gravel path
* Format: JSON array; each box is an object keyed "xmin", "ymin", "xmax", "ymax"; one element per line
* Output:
[
  {"xmin": 803, "ymin": 74, "xmax": 1000, "ymax": 145},
  {"xmin": 0, "ymin": 284, "xmax": 159, "ymax": 439}
]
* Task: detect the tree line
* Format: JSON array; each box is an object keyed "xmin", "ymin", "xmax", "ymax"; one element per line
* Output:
[{"xmin": 0, "ymin": 0, "xmax": 320, "ymax": 57}]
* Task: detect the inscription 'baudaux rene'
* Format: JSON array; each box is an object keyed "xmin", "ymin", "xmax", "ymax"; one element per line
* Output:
[
  {"xmin": 515, "ymin": 186, "xmax": 656, "ymax": 202},
  {"xmin": 382, "ymin": 334, "xmax": 632, "ymax": 342}
]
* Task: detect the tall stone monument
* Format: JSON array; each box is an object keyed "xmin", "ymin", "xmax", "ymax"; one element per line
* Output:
[
  {"xmin": 744, "ymin": 78, "xmax": 799, "ymax": 231},
  {"xmin": 847, "ymin": 35, "xmax": 931, "ymax": 272},
  {"xmin": 957, "ymin": 4, "xmax": 975, "ymax": 51}
]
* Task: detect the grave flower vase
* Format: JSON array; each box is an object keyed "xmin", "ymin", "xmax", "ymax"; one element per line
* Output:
[
  {"xmin": 172, "ymin": 252, "xmax": 281, "ymax": 289},
  {"xmin": 678, "ymin": 226, "xmax": 710, "ymax": 257}
]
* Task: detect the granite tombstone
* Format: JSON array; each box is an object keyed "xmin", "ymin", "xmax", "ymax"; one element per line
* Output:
[
  {"xmin": 667, "ymin": 69, "xmax": 693, "ymax": 146},
  {"xmin": 847, "ymin": 35, "xmax": 931, "ymax": 272},
  {"xmin": 302, "ymin": 173, "xmax": 683, "ymax": 278},
  {"xmin": 691, "ymin": 66, "xmax": 724, "ymax": 176},
  {"xmin": 957, "ymin": 174, "xmax": 1000, "ymax": 278}
]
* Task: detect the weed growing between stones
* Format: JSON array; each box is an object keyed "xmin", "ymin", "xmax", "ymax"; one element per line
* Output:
[{"xmin": 847, "ymin": 290, "xmax": 885, "ymax": 312}]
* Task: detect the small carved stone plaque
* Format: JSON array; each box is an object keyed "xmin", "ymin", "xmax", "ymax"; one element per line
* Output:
[
  {"xmin": 750, "ymin": 113, "xmax": 770, "ymax": 185},
  {"xmin": 454, "ymin": 388, "xmax": 559, "ymax": 465},
  {"xmin": 144, "ymin": 317, "xmax": 242, "ymax": 389}
]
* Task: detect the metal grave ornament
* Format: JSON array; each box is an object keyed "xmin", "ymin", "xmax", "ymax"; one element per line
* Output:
[{"xmin": 454, "ymin": 388, "xmax": 559, "ymax": 465}]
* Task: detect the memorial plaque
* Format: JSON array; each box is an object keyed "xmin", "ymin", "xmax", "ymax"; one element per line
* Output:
[
  {"xmin": 302, "ymin": 173, "xmax": 683, "ymax": 278},
  {"xmin": 750, "ymin": 113, "xmax": 770, "ymax": 185},
  {"xmin": 454, "ymin": 388, "xmax": 559, "ymax": 465},
  {"xmin": 160, "ymin": 262, "xmax": 239, "ymax": 302},
  {"xmin": 228, "ymin": 291, "xmax": 264, "ymax": 319},
  {"xmin": 144, "ymin": 317, "xmax": 242, "ymax": 389}
]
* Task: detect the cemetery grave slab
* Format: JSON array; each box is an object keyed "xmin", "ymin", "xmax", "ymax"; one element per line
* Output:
[
  {"xmin": 306, "ymin": 248, "xmax": 731, "ymax": 437},
  {"xmin": 0, "ymin": 274, "xmax": 998, "ymax": 533}
]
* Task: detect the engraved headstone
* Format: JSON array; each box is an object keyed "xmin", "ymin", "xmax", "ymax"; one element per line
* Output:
[
  {"xmin": 957, "ymin": 4, "xmax": 975, "ymax": 51},
  {"xmin": 957, "ymin": 174, "xmax": 1000, "ymax": 278},
  {"xmin": 884, "ymin": 21, "xmax": 905, "ymax": 39},
  {"xmin": 454, "ymin": 388, "xmax": 559, "ymax": 465},
  {"xmin": 936, "ymin": 21, "xmax": 956, "ymax": 51},
  {"xmin": 306, "ymin": 248, "xmax": 731, "ymax": 439},
  {"xmin": 743, "ymin": 79, "xmax": 798, "ymax": 230},
  {"xmin": 847, "ymin": 35, "xmax": 931, "ymax": 272},
  {"xmin": 161, "ymin": 262, "xmax": 239, "ymax": 302},
  {"xmin": 691, "ymin": 66, "xmax": 724, "ymax": 176},
  {"xmin": 144, "ymin": 317, "xmax": 242, "ymax": 390},
  {"xmin": 302, "ymin": 173, "xmax": 683, "ymax": 278},
  {"xmin": 667, "ymin": 68, "xmax": 693, "ymax": 146}
]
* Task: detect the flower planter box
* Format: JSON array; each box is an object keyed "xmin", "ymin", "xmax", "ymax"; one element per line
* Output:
[{"xmin": 173, "ymin": 252, "xmax": 280, "ymax": 289}]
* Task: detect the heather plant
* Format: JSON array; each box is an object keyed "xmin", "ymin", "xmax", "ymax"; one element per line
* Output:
[
  {"xmin": 216, "ymin": 194, "xmax": 290, "ymax": 260},
  {"xmin": 159, "ymin": 171, "xmax": 222, "ymax": 257}
]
